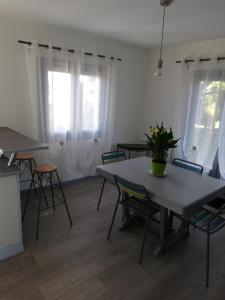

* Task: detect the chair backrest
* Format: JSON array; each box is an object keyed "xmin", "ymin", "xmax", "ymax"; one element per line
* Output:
[
  {"xmin": 172, "ymin": 158, "xmax": 203, "ymax": 174},
  {"xmin": 102, "ymin": 151, "xmax": 126, "ymax": 165},
  {"xmin": 114, "ymin": 175, "xmax": 151, "ymax": 216}
]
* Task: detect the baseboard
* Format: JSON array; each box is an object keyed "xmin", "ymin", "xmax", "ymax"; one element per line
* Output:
[{"xmin": 0, "ymin": 242, "xmax": 24, "ymax": 261}]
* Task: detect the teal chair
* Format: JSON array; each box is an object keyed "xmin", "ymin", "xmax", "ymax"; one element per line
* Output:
[
  {"xmin": 172, "ymin": 158, "xmax": 203, "ymax": 174},
  {"xmin": 172, "ymin": 158, "xmax": 225, "ymax": 286},
  {"xmin": 97, "ymin": 151, "xmax": 126, "ymax": 210},
  {"xmin": 107, "ymin": 175, "xmax": 154, "ymax": 264},
  {"xmin": 169, "ymin": 158, "xmax": 204, "ymax": 231},
  {"xmin": 188, "ymin": 204, "xmax": 225, "ymax": 286}
]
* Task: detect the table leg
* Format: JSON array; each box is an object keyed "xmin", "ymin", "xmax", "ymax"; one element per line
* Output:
[
  {"xmin": 118, "ymin": 192, "xmax": 134, "ymax": 231},
  {"xmin": 154, "ymin": 206, "xmax": 168, "ymax": 256},
  {"xmin": 153, "ymin": 208, "xmax": 190, "ymax": 256}
]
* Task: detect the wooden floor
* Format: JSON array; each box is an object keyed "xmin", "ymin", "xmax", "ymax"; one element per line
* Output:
[{"xmin": 1, "ymin": 177, "xmax": 225, "ymax": 300}]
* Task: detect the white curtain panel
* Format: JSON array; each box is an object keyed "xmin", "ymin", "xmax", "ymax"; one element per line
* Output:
[
  {"xmin": 25, "ymin": 44, "xmax": 118, "ymax": 180},
  {"xmin": 183, "ymin": 59, "xmax": 225, "ymax": 172}
]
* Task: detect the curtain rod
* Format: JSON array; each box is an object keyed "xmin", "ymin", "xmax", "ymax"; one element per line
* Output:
[
  {"xmin": 176, "ymin": 57, "xmax": 225, "ymax": 64},
  {"xmin": 18, "ymin": 40, "xmax": 122, "ymax": 61}
]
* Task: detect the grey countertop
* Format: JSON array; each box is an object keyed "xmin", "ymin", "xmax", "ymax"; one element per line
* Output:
[
  {"xmin": 0, "ymin": 157, "xmax": 21, "ymax": 177},
  {"xmin": 0, "ymin": 127, "xmax": 48, "ymax": 153}
]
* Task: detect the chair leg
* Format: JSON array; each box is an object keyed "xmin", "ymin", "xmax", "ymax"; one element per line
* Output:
[
  {"xmin": 55, "ymin": 171, "xmax": 73, "ymax": 226},
  {"xmin": 206, "ymin": 229, "xmax": 210, "ymax": 287},
  {"xmin": 97, "ymin": 178, "xmax": 106, "ymax": 211},
  {"xmin": 22, "ymin": 173, "xmax": 34, "ymax": 222},
  {"xmin": 49, "ymin": 173, "xmax": 55, "ymax": 212},
  {"xmin": 107, "ymin": 193, "xmax": 121, "ymax": 240},
  {"xmin": 139, "ymin": 212, "xmax": 150, "ymax": 264}
]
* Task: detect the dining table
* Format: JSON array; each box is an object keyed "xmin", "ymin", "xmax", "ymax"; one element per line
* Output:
[{"xmin": 96, "ymin": 156, "xmax": 225, "ymax": 255}]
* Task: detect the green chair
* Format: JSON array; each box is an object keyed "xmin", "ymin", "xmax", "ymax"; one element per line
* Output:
[
  {"xmin": 97, "ymin": 151, "xmax": 126, "ymax": 210},
  {"xmin": 172, "ymin": 158, "xmax": 203, "ymax": 174},
  {"xmin": 168, "ymin": 158, "xmax": 204, "ymax": 230},
  {"xmin": 188, "ymin": 204, "xmax": 225, "ymax": 286},
  {"xmin": 172, "ymin": 158, "xmax": 225, "ymax": 286},
  {"xmin": 107, "ymin": 175, "xmax": 153, "ymax": 264}
]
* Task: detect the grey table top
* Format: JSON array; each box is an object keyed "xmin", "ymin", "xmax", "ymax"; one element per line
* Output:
[
  {"xmin": 96, "ymin": 157, "xmax": 225, "ymax": 216},
  {"xmin": 0, "ymin": 127, "xmax": 48, "ymax": 153}
]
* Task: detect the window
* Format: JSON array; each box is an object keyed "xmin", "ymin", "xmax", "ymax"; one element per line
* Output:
[
  {"xmin": 195, "ymin": 80, "xmax": 225, "ymax": 131},
  {"xmin": 184, "ymin": 69, "xmax": 225, "ymax": 169},
  {"xmin": 48, "ymin": 71, "xmax": 71, "ymax": 134},
  {"xmin": 80, "ymin": 75, "xmax": 100, "ymax": 132},
  {"xmin": 48, "ymin": 71, "xmax": 101, "ymax": 138}
]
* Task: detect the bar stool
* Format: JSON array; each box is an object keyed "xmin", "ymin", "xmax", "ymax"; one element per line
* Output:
[
  {"xmin": 22, "ymin": 163, "xmax": 73, "ymax": 239},
  {"xmin": 15, "ymin": 152, "xmax": 37, "ymax": 192}
]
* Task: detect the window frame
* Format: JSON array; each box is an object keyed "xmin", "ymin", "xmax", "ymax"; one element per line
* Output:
[{"xmin": 43, "ymin": 59, "xmax": 106, "ymax": 141}]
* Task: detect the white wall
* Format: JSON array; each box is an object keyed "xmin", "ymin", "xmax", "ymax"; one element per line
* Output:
[
  {"xmin": 0, "ymin": 14, "xmax": 149, "ymax": 145},
  {"xmin": 141, "ymin": 37, "xmax": 225, "ymax": 143}
]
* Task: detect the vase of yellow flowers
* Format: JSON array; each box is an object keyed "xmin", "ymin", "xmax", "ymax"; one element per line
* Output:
[{"xmin": 144, "ymin": 122, "xmax": 180, "ymax": 176}]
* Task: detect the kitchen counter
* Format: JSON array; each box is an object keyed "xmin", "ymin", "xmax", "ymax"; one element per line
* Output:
[
  {"xmin": 0, "ymin": 156, "xmax": 21, "ymax": 177},
  {"xmin": 0, "ymin": 127, "xmax": 48, "ymax": 152},
  {"xmin": 0, "ymin": 127, "xmax": 48, "ymax": 260}
]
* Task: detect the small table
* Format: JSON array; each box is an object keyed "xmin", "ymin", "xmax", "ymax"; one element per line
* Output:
[
  {"xmin": 96, "ymin": 157, "xmax": 225, "ymax": 255},
  {"xmin": 117, "ymin": 143, "xmax": 151, "ymax": 158}
]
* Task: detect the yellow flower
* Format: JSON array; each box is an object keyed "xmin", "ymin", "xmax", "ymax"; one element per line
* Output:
[{"xmin": 154, "ymin": 128, "xmax": 159, "ymax": 134}]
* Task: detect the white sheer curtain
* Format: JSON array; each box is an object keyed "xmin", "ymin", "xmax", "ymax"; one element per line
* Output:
[
  {"xmin": 25, "ymin": 44, "xmax": 118, "ymax": 180},
  {"xmin": 218, "ymin": 88, "xmax": 225, "ymax": 179},
  {"xmin": 183, "ymin": 59, "xmax": 225, "ymax": 172}
]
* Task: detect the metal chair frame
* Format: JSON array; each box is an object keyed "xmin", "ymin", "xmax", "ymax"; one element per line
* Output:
[
  {"xmin": 97, "ymin": 150, "xmax": 126, "ymax": 210},
  {"xmin": 189, "ymin": 203, "xmax": 225, "ymax": 286},
  {"xmin": 171, "ymin": 158, "xmax": 225, "ymax": 286},
  {"xmin": 172, "ymin": 158, "xmax": 203, "ymax": 174},
  {"xmin": 107, "ymin": 175, "xmax": 153, "ymax": 264}
]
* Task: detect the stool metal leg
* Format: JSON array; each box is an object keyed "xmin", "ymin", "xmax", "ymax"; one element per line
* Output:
[
  {"xmin": 22, "ymin": 172, "xmax": 35, "ymax": 222},
  {"xmin": 28, "ymin": 159, "xmax": 37, "ymax": 195},
  {"xmin": 36, "ymin": 174, "xmax": 43, "ymax": 240},
  {"xmin": 40, "ymin": 174, "xmax": 49, "ymax": 208},
  {"xmin": 55, "ymin": 171, "xmax": 73, "ymax": 226},
  {"xmin": 49, "ymin": 173, "xmax": 56, "ymax": 212}
]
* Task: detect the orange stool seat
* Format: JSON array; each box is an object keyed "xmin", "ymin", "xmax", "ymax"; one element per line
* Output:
[
  {"xmin": 16, "ymin": 152, "xmax": 34, "ymax": 160},
  {"xmin": 35, "ymin": 164, "xmax": 57, "ymax": 174}
]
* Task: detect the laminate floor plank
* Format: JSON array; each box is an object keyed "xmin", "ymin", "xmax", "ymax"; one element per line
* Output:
[{"xmin": 1, "ymin": 177, "xmax": 225, "ymax": 299}]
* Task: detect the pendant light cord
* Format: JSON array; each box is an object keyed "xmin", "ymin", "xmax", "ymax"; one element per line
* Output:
[{"xmin": 159, "ymin": 6, "xmax": 166, "ymax": 61}]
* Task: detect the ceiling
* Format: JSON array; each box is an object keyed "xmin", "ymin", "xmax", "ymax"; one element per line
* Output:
[{"xmin": 0, "ymin": 0, "xmax": 225, "ymax": 48}]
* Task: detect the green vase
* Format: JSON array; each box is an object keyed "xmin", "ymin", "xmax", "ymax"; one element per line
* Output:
[{"xmin": 151, "ymin": 161, "xmax": 166, "ymax": 176}]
